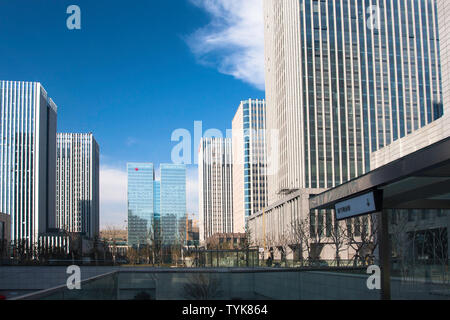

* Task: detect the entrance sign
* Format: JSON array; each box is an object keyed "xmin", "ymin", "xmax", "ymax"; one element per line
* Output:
[{"xmin": 335, "ymin": 191, "xmax": 381, "ymax": 220}]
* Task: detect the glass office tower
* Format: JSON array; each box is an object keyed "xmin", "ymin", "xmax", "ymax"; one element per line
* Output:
[
  {"xmin": 160, "ymin": 164, "xmax": 186, "ymax": 245},
  {"xmin": 264, "ymin": 0, "xmax": 444, "ymax": 196},
  {"xmin": 127, "ymin": 163, "xmax": 155, "ymax": 247},
  {"xmin": 250, "ymin": 0, "xmax": 446, "ymax": 257},
  {"xmin": 0, "ymin": 81, "xmax": 57, "ymax": 248},
  {"xmin": 154, "ymin": 181, "xmax": 160, "ymax": 222}
]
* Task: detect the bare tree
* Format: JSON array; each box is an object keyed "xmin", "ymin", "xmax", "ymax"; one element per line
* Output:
[
  {"xmin": 277, "ymin": 232, "xmax": 292, "ymax": 267},
  {"xmin": 182, "ymin": 274, "xmax": 222, "ymax": 299},
  {"xmin": 290, "ymin": 214, "xmax": 324, "ymax": 266},
  {"xmin": 263, "ymin": 233, "xmax": 276, "ymax": 267},
  {"xmin": 390, "ymin": 211, "xmax": 418, "ymax": 281},
  {"xmin": 127, "ymin": 247, "xmax": 139, "ymax": 265},
  {"xmin": 345, "ymin": 214, "xmax": 379, "ymax": 267},
  {"xmin": 289, "ymin": 217, "xmax": 311, "ymax": 266},
  {"xmin": 328, "ymin": 219, "xmax": 347, "ymax": 267},
  {"xmin": 240, "ymin": 228, "xmax": 253, "ymax": 250},
  {"xmin": 433, "ymin": 227, "xmax": 449, "ymax": 284},
  {"xmin": 147, "ymin": 219, "xmax": 162, "ymax": 266}
]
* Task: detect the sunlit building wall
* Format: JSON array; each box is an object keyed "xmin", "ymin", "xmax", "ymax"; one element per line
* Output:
[
  {"xmin": 232, "ymin": 99, "xmax": 267, "ymax": 234},
  {"xmin": 56, "ymin": 133, "xmax": 100, "ymax": 239},
  {"xmin": 198, "ymin": 138, "xmax": 233, "ymax": 243},
  {"xmin": 250, "ymin": 0, "xmax": 445, "ymax": 254},
  {"xmin": 0, "ymin": 81, "xmax": 57, "ymax": 248}
]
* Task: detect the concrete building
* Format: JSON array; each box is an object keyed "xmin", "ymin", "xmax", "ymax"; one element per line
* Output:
[
  {"xmin": 437, "ymin": 0, "xmax": 450, "ymax": 110},
  {"xmin": 198, "ymin": 138, "xmax": 233, "ymax": 244},
  {"xmin": 250, "ymin": 0, "xmax": 446, "ymax": 260},
  {"xmin": 56, "ymin": 133, "xmax": 100, "ymax": 239},
  {"xmin": 0, "ymin": 81, "xmax": 58, "ymax": 249},
  {"xmin": 232, "ymin": 99, "xmax": 268, "ymax": 234}
]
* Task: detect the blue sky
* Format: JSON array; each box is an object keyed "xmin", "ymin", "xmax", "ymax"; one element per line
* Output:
[{"xmin": 0, "ymin": 0, "xmax": 264, "ymax": 228}]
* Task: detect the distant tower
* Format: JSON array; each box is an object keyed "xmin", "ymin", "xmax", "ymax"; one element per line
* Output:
[
  {"xmin": 56, "ymin": 133, "xmax": 100, "ymax": 239},
  {"xmin": 127, "ymin": 163, "xmax": 155, "ymax": 247},
  {"xmin": 198, "ymin": 138, "xmax": 233, "ymax": 243},
  {"xmin": 0, "ymin": 81, "xmax": 58, "ymax": 248},
  {"xmin": 232, "ymin": 99, "xmax": 267, "ymax": 233},
  {"xmin": 160, "ymin": 164, "xmax": 186, "ymax": 245}
]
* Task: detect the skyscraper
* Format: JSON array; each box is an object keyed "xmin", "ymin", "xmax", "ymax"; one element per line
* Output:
[
  {"xmin": 127, "ymin": 163, "xmax": 155, "ymax": 247},
  {"xmin": 232, "ymin": 99, "xmax": 267, "ymax": 233},
  {"xmin": 263, "ymin": 0, "xmax": 443, "ymax": 196},
  {"xmin": 0, "ymin": 81, "xmax": 58, "ymax": 248},
  {"xmin": 198, "ymin": 138, "xmax": 233, "ymax": 243},
  {"xmin": 127, "ymin": 163, "xmax": 186, "ymax": 247},
  {"xmin": 160, "ymin": 163, "xmax": 186, "ymax": 245},
  {"xmin": 56, "ymin": 133, "xmax": 100, "ymax": 239},
  {"xmin": 249, "ymin": 0, "xmax": 445, "ymax": 251}
]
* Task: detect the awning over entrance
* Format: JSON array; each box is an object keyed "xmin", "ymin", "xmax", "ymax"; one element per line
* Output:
[
  {"xmin": 309, "ymin": 137, "xmax": 450, "ymax": 300},
  {"xmin": 310, "ymin": 137, "xmax": 450, "ymax": 211}
]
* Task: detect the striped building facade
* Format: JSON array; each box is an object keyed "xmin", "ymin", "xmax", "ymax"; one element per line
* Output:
[
  {"xmin": 198, "ymin": 138, "xmax": 233, "ymax": 243},
  {"xmin": 249, "ymin": 0, "xmax": 445, "ymax": 255},
  {"xmin": 264, "ymin": 0, "xmax": 443, "ymax": 196},
  {"xmin": 56, "ymin": 133, "xmax": 100, "ymax": 239},
  {"xmin": 0, "ymin": 81, "xmax": 58, "ymax": 248}
]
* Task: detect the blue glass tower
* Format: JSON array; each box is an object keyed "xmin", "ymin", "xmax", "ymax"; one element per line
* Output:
[
  {"xmin": 160, "ymin": 164, "xmax": 186, "ymax": 245},
  {"xmin": 127, "ymin": 163, "xmax": 154, "ymax": 247}
]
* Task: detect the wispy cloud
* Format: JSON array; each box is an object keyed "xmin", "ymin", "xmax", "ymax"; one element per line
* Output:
[
  {"xmin": 186, "ymin": 0, "xmax": 265, "ymax": 90},
  {"xmin": 126, "ymin": 137, "xmax": 138, "ymax": 147}
]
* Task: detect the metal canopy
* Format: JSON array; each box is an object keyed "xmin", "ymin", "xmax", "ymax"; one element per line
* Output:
[{"xmin": 310, "ymin": 137, "xmax": 450, "ymax": 211}]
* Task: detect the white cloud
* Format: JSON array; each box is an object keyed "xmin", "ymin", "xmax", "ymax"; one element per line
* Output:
[
  {"xmin": 100, "ymin": 165, "xmax": 127, "ymax": 229},
  {"xmin": 187, "ymin": 0, "xmax": 265, "ymax": 90}
]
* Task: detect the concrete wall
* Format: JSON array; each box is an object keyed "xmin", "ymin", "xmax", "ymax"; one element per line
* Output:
[
  {"xmin": 0, "ymin": 266, "xmax": 118, "ymax": 292},
  {"xmin": 370, "ymin": 116, "xmax": 450, "ymax": 169}
]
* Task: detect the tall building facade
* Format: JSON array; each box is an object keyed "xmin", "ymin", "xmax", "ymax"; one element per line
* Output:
[
  {"xmin": 160, "ymin": 163, "xmax": 187, "ymax": 245},
  {"xmin": 127, "ymin": 163, "xmax": 155, "ymax": 247},
  {"xmin": 198, "ymin": 138, "xmax": 233, "ymax": 243},
  {"xmin": 232, "ymin": 99, "xmax": 268, "ymax": 233},
  {"xmin": 437, "ymin": 0, "xmax": 450, "ymax": 110},
  {"xmin": 249, "ymin": 0, "xmax": 445, "ymax": 253},
  {"xmin": 0, "ymin": 81, "xmax": 57, "ymax": 248},
  {"xmin": 56, "ymin": 133, "xmax": 100, "ymax": 239},
  {"xmin": 264, "ymin": 0, "xmax": 443, "ymax": 196}
]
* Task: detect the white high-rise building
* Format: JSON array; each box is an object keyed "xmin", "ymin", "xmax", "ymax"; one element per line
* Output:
[
  {"xmin": 198, "ymin": 138, "xmax": 233, "ymax": 243},
  {"xmin": 232, "ymin": 99, "xmax": 267, "ymax": 233},
  {"xmin": 249, "ymin": 0, "xmax": 446, "ymax": 255},
  {"xmin": 437, "ymin": 0, "xmax": 450, "ymax": 110},
  {"xmin": 56, "ymin": 133, "xmax": 100, "ymax": 239},
  {"xmin": 0, "ymin": 81, "xmax": 58, "ymax": 248}
]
